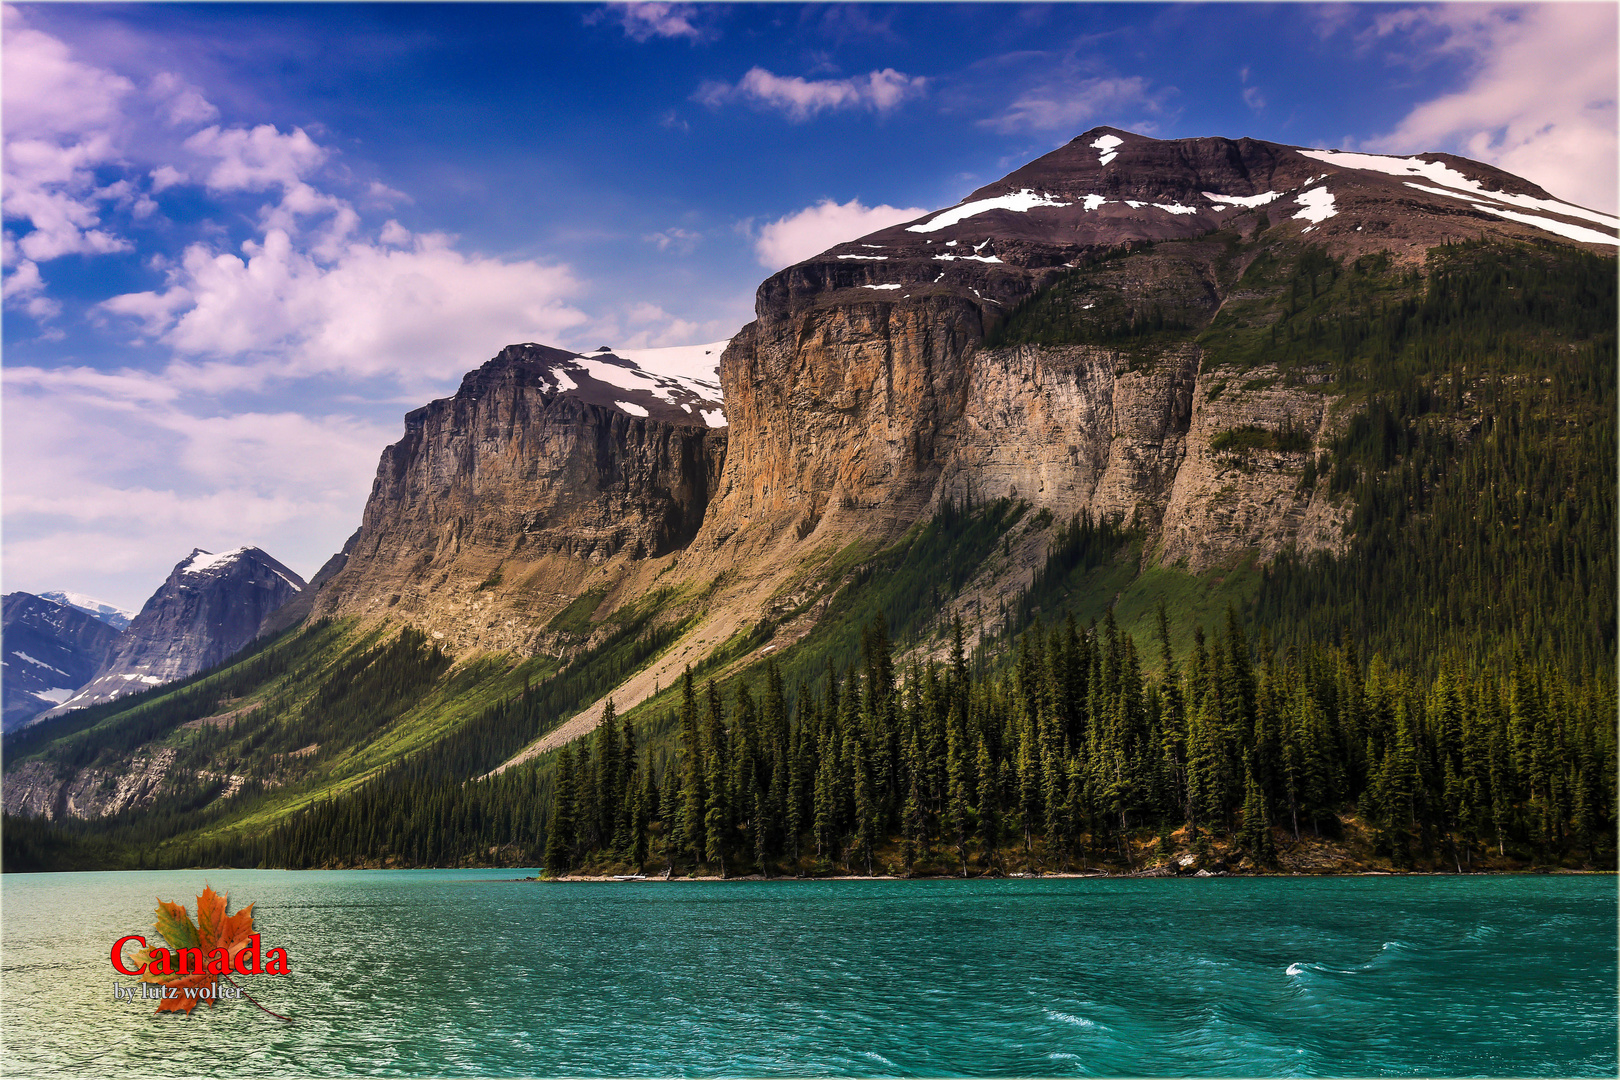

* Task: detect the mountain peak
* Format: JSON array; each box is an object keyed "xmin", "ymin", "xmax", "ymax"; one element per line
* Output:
[
  {"xmin": 468, "ymin": 340, "xmax": 728, "ymax": 428},
  {"xmin": 37, "ymin": 590, "xmax": 134, "ymax": 630}
]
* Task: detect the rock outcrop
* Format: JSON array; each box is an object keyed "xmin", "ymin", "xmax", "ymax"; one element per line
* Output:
[{"xmin": 311, "ymin": 343, "xmax": 728, "ymax": 653}]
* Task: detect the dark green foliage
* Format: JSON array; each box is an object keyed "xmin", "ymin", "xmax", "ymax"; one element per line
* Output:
[
  {"xmin": 1253, "ymin": 242, "xmax": 1616, "ymax": 678},
  {"xmin": 1209, "ymin": 423, "xmax": 1313, "ymax": 455},
  {"xmin": 984, "ymin": 239, "xmax": 1221, "ymax": 351}
]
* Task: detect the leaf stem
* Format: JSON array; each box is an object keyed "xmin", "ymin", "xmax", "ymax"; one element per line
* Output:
[{"xmin": 221, "ymin": 973, "xmax": 292, "ymax": 1022}]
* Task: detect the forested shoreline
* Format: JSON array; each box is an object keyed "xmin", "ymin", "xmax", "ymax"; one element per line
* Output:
[{"xmin": 167, "ymin": 607, "xmax": 1612, "ymax": 878}]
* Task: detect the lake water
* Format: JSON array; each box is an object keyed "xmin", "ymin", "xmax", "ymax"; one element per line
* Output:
[{"xmin": 1, "ymin": 871, "xmax": 1613, "ymax": 1077}]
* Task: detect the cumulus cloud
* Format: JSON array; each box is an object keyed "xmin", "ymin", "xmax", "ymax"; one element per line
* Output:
[
  {"xmin": 1, "ymin": 9, "xmax": 604, "ymax": 604},
  {"xmin": 696, "ymin": 67, "xmax": 928, "ymax": 121},
  {"xmin": 100, "ymin": 226, "xmax": 588, "ymax": 391},
  {"xmin": 1, "ymin": 9, "xmax": 135, "ymax": 268},
  {"xmin": 753, "ymin": 197, "xmax": 928, "ymax": 269},
  {"xmin": 982, "ymin": 72, "xmax": 1166, "ymax": 134},
  {"xmin": 1, "ymin": 255, "xmax": 61, "ymax": 319},
  {"xmin": 149, "ymin": 71, "xmax": 219, "ymax": 127},
  {"xmin": 591, "ymin": 3, "xmax": 711, "ymax": 42},
  {"xmin": 184, "ymin": 123, "xmax": 327, "ymax": 193},
  {"xmin": 1366, "ymin": 4, "xmax": 1618, "ymax": 214}
]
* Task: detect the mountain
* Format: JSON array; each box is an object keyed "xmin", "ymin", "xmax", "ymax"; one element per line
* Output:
[
  {"xmin": 39, "ymin": 547, "xmax": 306, "ymax": 718},
  {"xmin": 2, "ymin": 129, "xmax": 1612, "ymax": 874},
  {"xmin": 1, "ymin": 593, "xmax": 123, "ymax": 730},
  {"xmin": 310, "ymin": 341, "xmax": 727, "ymax": 655},
  {"xmin": 309, "ymin": 127, "xmax": 1617, "ymax": 727},
  {"xmin": 37, "ymin": 592, "xmax": 134, "ymax": 631}
]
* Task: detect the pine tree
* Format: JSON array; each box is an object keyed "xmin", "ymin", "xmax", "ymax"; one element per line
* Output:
[{"xmin": 543, "ymin": 746, "xmax": 577, "ymax": 877}]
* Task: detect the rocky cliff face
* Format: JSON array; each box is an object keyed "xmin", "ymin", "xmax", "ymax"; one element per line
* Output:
[
  {"xmin": 301, "ymin": 128, "xmax": 1614, "ymax": 674},
  {"xmin": 1, "ymin": 750, "xmax": 175, "ymax": 821},
  {"xmin": 311, "ymin": 343, "xmax": 728, "ymax": 653},
  {"xmin": 696, "ymin": 128, "xmax": 1616, "ymax": 571},
  {"xmin": 1, "ymin": 593, "xmax": 123, "ymax": 729},
  {"xmin": 43, "ymin": 547, "xmax": 305, "ymax": 716}
]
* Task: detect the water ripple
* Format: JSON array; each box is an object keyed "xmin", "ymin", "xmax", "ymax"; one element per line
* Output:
[{"xmin": 1, "ymin": 871, "xmax": 1613, "ymax": 1077}]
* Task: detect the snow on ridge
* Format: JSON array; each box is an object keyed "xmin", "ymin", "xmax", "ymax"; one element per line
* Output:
[
  {"xmin": 1202, "ymin": 191, "xmax": 1283, "ymax": 208},
  {"xmin": 591, "ymin": 340, "xmax": 728, "ymax": 390},
  {"xmin": 862, "ymin": 283, "xmax": 903, "ymax": 290},
  {"xmin": 1292, "ymin": 187, "xmax": 1338, "ymax": 224},
  {"xmin": 39, "ymin": 590, "xmax": 134, "ymax": 623},
  {"xmin": 1154, "ymin": 202, "xmax": 1199, "ymax": 215},
  {"xmin": 1091, "ymin": 133, "xmax": 1123, "ymax": 166},
  {"xmin": 615, "ymin": 400, "xmax": 650, "ymax": 418},
  {"xmin": 180, "ymin": 547, "xmax": 250, "ymax": 576},
  {"xmin": 1400, "ymin": 183, "xmax": 1620, "ymax": 245},
  {"xmin": 569, "ymin": 341, "xmax": 727, "ymax": 411},
  {"xmin": 933, "ymin": 253, "xmax": 1003, "ymax": 263},
  {"xmin": 906, "ymin": 188, "xmax": 1072, "ymax": 233},
  {"xmin": 33, "ymin": 688, "xmax": 74, "ymax": 705},
  {"xmin": 1468, "ymin": 204, "xmax": 1620, "ymax": 247},
  {"xmin": 13, "ymin": 651, "xmax": 68, "ymax": 676},
  {"xmin": 1298, "ymin": 149, "xmax": 1619, "ymax": 231},
  {"xmin": 837, "ymin": 254, "xmax": 889, "ymax": 260},
  {"xmin": 1082, "ymin": 195, "xmax": 1107, "ymax": 211},
  {"xmin": 270, "ymin": 568, "xmax": 303, "ymax": 593}
]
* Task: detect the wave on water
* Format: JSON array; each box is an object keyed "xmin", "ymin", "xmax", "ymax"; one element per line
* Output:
[
  {"xmin": 1046, "ymin": 1009, "xmax": 1100, "ymax": 1029},
  {"xmin": 860, "ymin": 1050, "xmax": 898, "ymax": 1068},
  {"xmin": 1288, "ymin": 940, "xmax": 1415, "ymax": 981}
]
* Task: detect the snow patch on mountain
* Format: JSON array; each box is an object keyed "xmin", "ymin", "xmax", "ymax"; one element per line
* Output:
[
  {"xmin": 1091, "ymin": 133, "xmax": 1123, "ymax": 166},
  {"xmin": 180, "ymin": 548, "xmax": 249, "ymax": 576},
  {"xmin": 1468, "ymin": 204, "xmax": 1620, "ymax": 247},
  {"xmin": 1299, "ymin": 149, "xmax": 1619, "ymax": 232},
  {"xmin": 906, "ymin": 189, "xmax": 1073, "ymax": 233},
  {"xmin": 1202, "ymin": 190, "xmax": 1283, "ymax": 208},
  {"xmin": 1292, "ymin": 187, "xmax": 1338, "ymax": 224},
  {"xmin": 39, "ymin": 591, "xmax": 134, "ymax": 629}
]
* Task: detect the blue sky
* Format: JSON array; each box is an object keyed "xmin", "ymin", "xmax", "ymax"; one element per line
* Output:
[{"xmin": 4, "ymin": 2, "xmax": 1616, "ymax": 611}]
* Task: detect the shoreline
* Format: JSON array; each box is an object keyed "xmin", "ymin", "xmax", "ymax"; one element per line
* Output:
[{"xmin": 536, "ymin": 867, "xmax": 1613, "ymax": 882}]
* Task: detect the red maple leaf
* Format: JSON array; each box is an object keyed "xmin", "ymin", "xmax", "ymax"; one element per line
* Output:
[{"xmin": 133, "ymin": 886, "xmax": 256, "ymax": 1015}]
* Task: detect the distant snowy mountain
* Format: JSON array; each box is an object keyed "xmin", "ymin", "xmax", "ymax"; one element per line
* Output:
[
  {"xmin": 37, "ymin": 546, "xmax": 305, "ymax": 719},
  {"xmin": 38, "ymin": 591, "xmax": 135, "ymax": 631},
  {"xmin": 1, "ymin": 593, "xmax": 123, "ymax": 729}
]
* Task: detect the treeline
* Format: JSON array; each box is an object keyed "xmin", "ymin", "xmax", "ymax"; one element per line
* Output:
[
  {"xmin": 537, "ymin": 614, "xmax": 1614, "ymax": 876},
  {"xmin": 225, "ymin": 606, "xmax": 1614, "ymax": 876}
]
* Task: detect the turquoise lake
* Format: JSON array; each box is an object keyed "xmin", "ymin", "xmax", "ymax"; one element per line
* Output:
[{"xmin": 1, "ymin": 871, "xmax": 1613, "ymax": 1077}]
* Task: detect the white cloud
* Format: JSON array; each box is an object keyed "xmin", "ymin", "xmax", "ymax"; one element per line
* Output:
[
  {"xmin": 753, "ymin": 198, "xmax": 928, "ymax": 269},
  {"xmin": 593, "ymin": 3, "xmax": 710, "ymax": 42},
  {"xmin": 3, "ymin": 365, "xmax": 393, "ymax": 607},
  {"xmin": 150, "ymin": 165, "xmax": 188, "ymax": 192},
  {"xmin": 100, "ymin": 225, "xmax": 588, "ymax": 391},
  {"xmin": 149, "ymin": 71, "xmax": 219, "ymax": 127},
  {"xmin": 1, "ymin": 256, "xmax": 61, "ymax": 319},
  {"xmin": 697, "ymin": 67, "xmax": 928, "ymax": 122},
  {"xmin": 982, "ymin": 73, "xmax": 1164, "ymax": 134},
  {"xmin": 1, "ymin": 9, "xmax": 135, "ymax": 269},
  {"xmin": 184, "ymin": 123, "xmax": 327, "ymax": 193},
  {"xmin": 1367, "ymin": 4, "xmax": 1618, "ymax": 214},
  {"xmin": 644, "ymin": 227, "xmax": 701, "ymax": 252}
]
